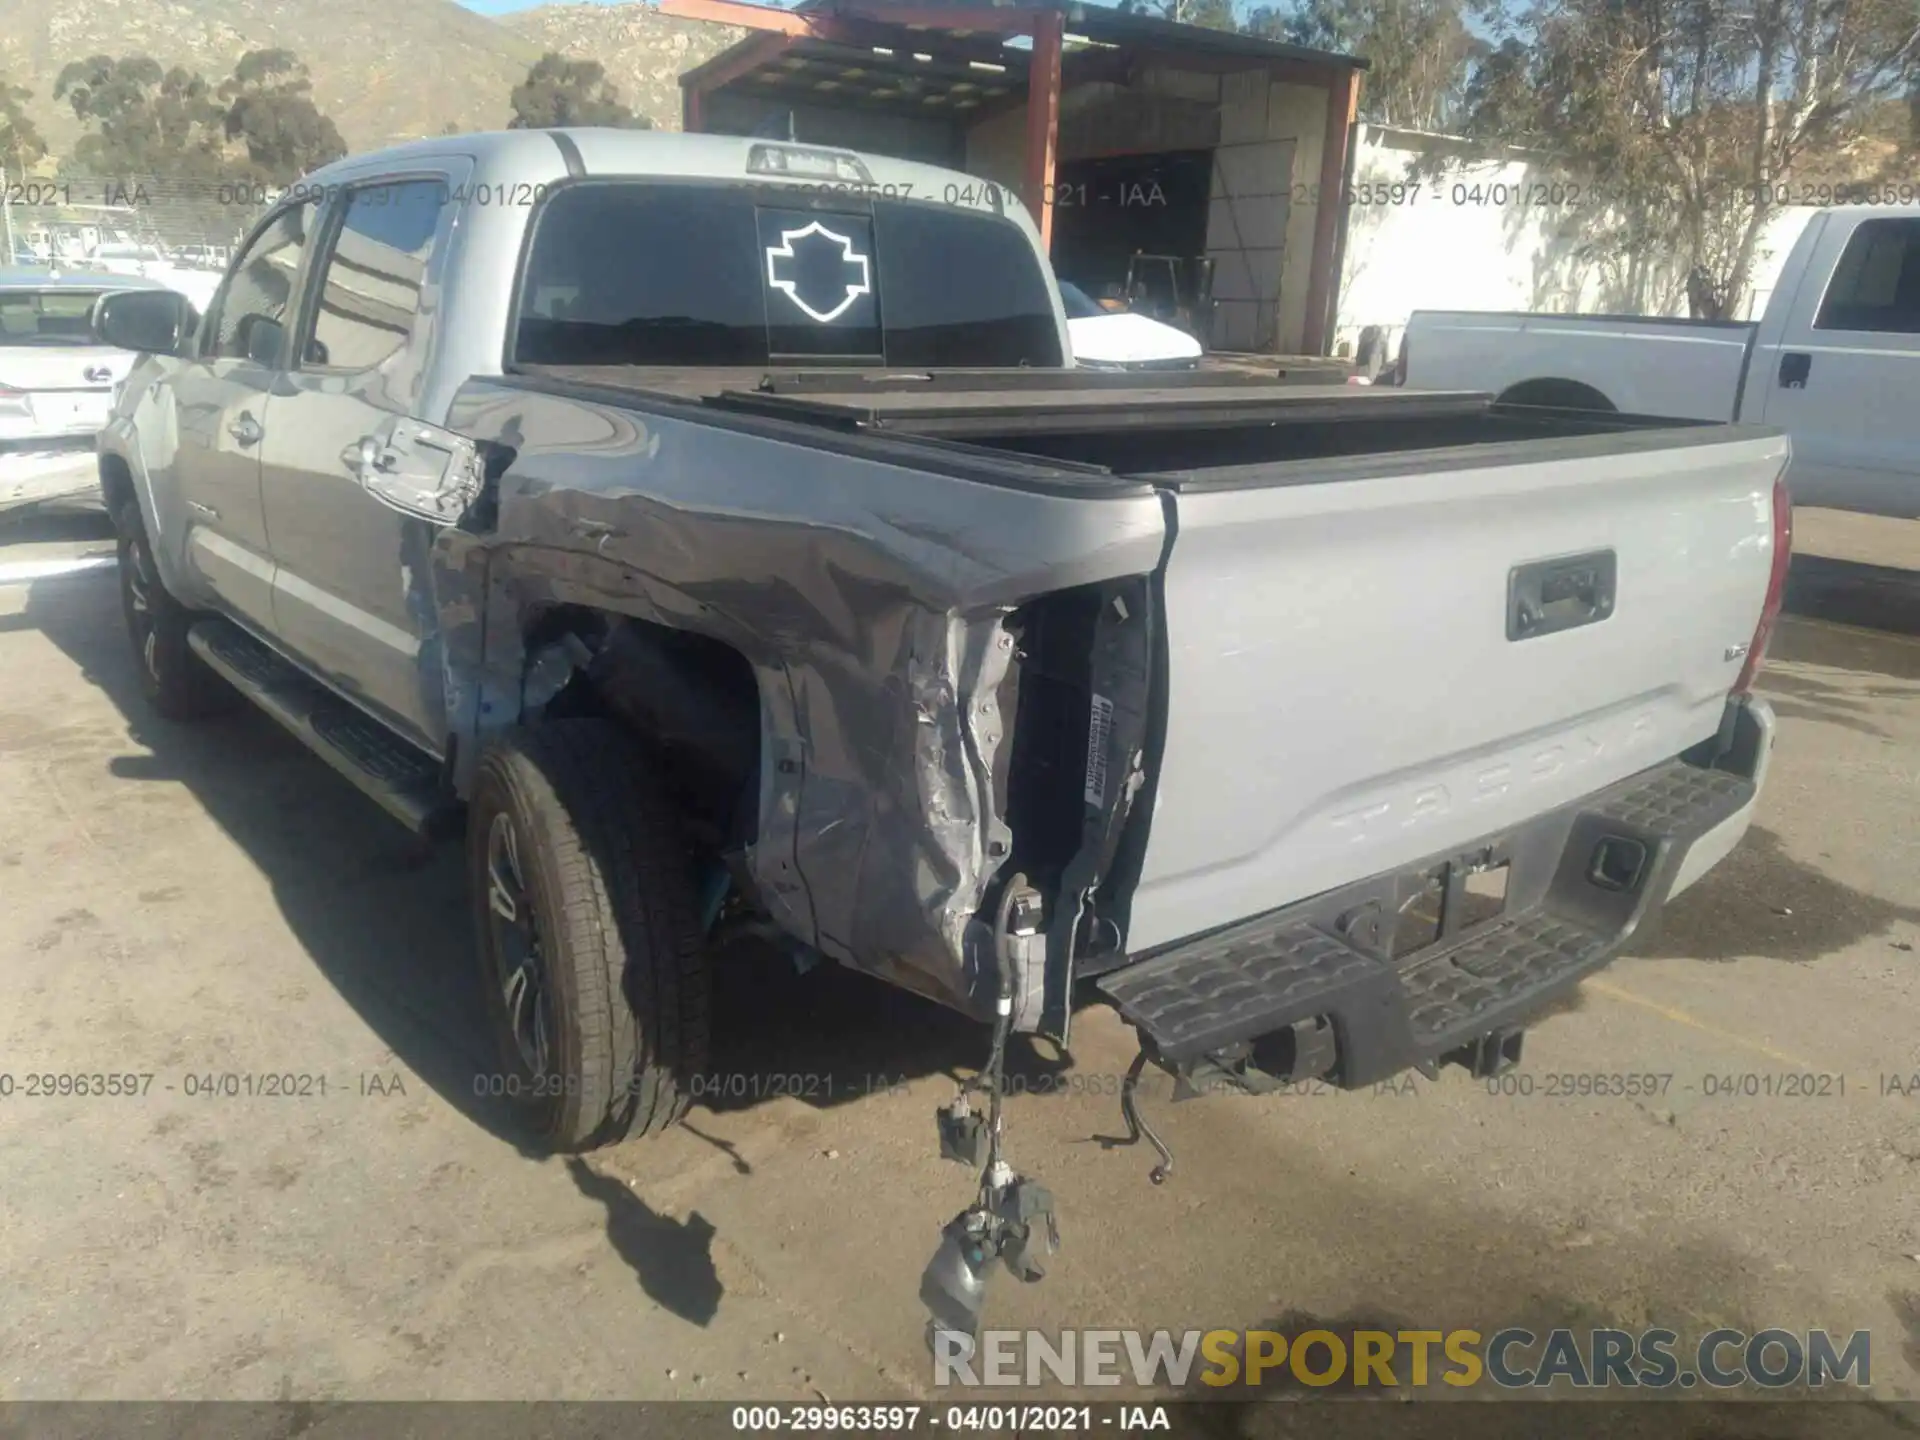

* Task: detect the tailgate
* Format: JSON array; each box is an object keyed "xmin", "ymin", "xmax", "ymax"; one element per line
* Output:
[{"xmin": 1123, "ymin": 426, "xmax": 1790, "ymax": 953}]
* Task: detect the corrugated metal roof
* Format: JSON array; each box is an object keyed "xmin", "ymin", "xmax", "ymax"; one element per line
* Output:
[
  {"xmin": 685, "ymin": 0, "xmax": 1364, "ymax": 108},
  {"xmin": 794, "ymin": 0, "xmax": 1365, "ymax": 70}
]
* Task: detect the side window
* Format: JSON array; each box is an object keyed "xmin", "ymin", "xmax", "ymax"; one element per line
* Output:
[
  {"xmin": 304, "ymin": 180, "xmax": 448, "ymax": 372},
  {"xmin": 1815, "ymin": 219, "xmax": 1920, "ymax": 335},
  {"xmin": 209, "ymin": 201, "xmax": 320, "ymax": 362}
]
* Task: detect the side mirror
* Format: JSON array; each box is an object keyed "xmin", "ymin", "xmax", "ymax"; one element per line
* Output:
[
  {"xmin": 92, "ymin": 289, "xmax": 198, "ymax": 357},
  {"xmin": 240, "ymin": 315, "xmax": 285, "ymax": 368}
]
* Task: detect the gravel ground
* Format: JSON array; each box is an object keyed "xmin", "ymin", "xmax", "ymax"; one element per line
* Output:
[{"xmin": 1, "ymin": 507, "xmax": 1915, "ymax": 1434}]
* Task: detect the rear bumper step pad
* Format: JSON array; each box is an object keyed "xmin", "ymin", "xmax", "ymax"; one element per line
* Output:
[{"xmin": 1098, "ymin": 756, "xmax": 1754, "ymax": 1089}]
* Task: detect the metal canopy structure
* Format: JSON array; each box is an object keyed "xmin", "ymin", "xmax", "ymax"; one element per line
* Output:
[{"xmin": 667, "ymin": 0, "xmax": 1367, "ymax": 353}]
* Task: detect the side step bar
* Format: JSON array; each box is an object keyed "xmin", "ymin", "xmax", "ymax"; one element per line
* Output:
[{"xmin": 187, "ymin": 619, "xmax": 459, "ymax": 839}]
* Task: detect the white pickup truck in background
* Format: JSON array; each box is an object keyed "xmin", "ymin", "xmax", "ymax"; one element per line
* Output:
[{"xmin": 1398, "ymin": 205, "xmax": 1920, "ymax": 519}]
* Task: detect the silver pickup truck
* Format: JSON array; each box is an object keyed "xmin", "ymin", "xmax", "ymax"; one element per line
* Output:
[{"xmin": 94, "ymin": 129, "xmax": 1787, "ymax": 1326}]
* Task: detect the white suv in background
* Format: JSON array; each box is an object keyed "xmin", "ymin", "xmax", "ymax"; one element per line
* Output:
[{"xmin": 1, "ymin": 268, "xmax": 175, "ymax": 518}]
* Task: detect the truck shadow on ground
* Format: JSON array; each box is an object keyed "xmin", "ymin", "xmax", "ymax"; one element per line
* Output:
[
  {"xmin": 564, "ymin": 1157, "xmax": 722, "ymax": 1326},
  {"xmin": 1758, "ymin": 668, "xmax": 1903, "ymax": 740},
  {"xmin": 22, "ymin": 569, "xmax": 1914, "ymax": 1112},
  {"xmin": 16, "ymin": 567, "xmax": 1913, "ymax": 1398},
  {"xmin": 698, "ymin": 932, "xmax": 1083, "ymax": 1115},
  {"xmin": 1142, "ymin": 1202, "xmax": 1909, "ymax": 1434},
  {"xmin": 12, "ymin": 562, "xmax": 1131, "ymax": 1325},
  {"xmin": 1628, "ymin": 825, "xmax": 1920, "ymax": 964},
  {"xmin": 1769, "ymin": 610, "xmax": 1920, "ymax": 684},
  {"xmin": 1784, "ymin": 554, "xmax": 1920, "ymax": 639},
  {"xmin": 15, "ymin": 566, "xmax": 1039, "ymax": 1130},
  {"xmin": 1618, "ymin": 605, "xmax": 1920, "ymax": 965},
  {"xmin": 1760, "ymin": 610, "xmax": 1920, "ymax": 743},
  {"xmin": 1024, "ymin": 1141, "xmax": 1906, "ymax": 1436},
  {"xmin": 10, "ymin": 580, "xmax": 507, "ymax": 1116}
]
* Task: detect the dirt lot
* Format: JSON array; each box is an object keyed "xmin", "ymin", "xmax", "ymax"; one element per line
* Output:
[{"xmin": 1, "ymin": 507, "xmax": 1917, "ymax": 1422}]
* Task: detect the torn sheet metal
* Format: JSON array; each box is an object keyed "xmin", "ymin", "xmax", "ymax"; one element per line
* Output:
[{"xmin": 436, "ymin": 379, "xmax": 1167, "ymax": 1019}]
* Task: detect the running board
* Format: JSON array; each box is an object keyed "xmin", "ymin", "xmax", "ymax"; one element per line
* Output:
[{"xmin": 187, "ymin": 619, "xmax": 458, "ymax": 838}]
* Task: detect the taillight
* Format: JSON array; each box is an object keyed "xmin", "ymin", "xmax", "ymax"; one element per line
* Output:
[
  {"xmin": 1390, "ymin": 333, "xmax": 1408, "ymax": 386},
  {"xmin": 1732, "ymin": 474, "xmax": 1793, "ymax": 695}
]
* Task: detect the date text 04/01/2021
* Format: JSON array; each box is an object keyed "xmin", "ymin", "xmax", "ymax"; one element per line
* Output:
[{"xmin": 729, "ymin": 1405, "xmax": 1172, "ymax": 1432}]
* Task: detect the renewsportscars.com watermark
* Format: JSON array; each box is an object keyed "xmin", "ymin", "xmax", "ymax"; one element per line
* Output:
[{"xmin": 932, "ymin": 1327, "xmax": 1872, "ymax": 1391}]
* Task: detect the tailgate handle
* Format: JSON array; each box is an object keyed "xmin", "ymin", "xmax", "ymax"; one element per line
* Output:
[{"xmin": 1507, "ymin": 550, "xmax": 1616, "ymax": 641}]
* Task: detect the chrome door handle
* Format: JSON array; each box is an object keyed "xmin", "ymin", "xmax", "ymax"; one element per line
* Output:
[
  {"xmin": 228, "ymin": 414, "xmax": 263, "ymax": 446},
  {"xmin": 187, "ymin": 500, "xmax": 219, "ymax": 520}
]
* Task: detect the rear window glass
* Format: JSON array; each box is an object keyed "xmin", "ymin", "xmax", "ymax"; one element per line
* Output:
[
  {"xmin": 0, "ymin": 290, "xmax": 103, "ymax": 345},
  {"xmin": 512, "ymin": 181, "xmax": 1062, "ymax": 370}
]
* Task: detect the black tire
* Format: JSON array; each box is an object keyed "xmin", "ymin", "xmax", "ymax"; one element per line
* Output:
[
  {"xmin": 469, "ymin": 720, "xmax": 710, "ymax": 1151},
  {"xmin": 114, "ymin": 502, "xmax": 236, "ymax": 721}
]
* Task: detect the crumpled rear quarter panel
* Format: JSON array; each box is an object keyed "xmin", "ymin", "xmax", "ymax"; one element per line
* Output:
[{"xmin": 444, "ymin": 380, "xmax": 1167, "ymax": 1016}]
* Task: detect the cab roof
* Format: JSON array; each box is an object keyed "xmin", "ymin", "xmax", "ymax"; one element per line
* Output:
[{"xmin": 299, "ymin": 129, "xmax": 1017, "ymax": 215}]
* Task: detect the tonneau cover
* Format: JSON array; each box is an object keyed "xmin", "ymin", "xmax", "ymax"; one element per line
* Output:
[{"xmin": 704, "ymin": 380, "xmax": 1496, "ymax": 438}]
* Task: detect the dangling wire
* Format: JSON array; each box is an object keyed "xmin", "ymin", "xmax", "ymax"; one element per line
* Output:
[
  {"xmin": 975, "ymin": 876, "xmax": 1024, "ymax": 1206},
  {"xmin": 1118, "ymin": 1048, "xmax": 1174, "ymax": 1185}
]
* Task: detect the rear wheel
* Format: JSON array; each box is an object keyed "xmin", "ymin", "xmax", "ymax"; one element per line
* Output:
[
  {"xmin": 114, "ymin": 503, "xmax": 236, "ymax": 721},
  {"xmin": 469, "ymin": 720, "xmax": 711, "ymax": 1151}
]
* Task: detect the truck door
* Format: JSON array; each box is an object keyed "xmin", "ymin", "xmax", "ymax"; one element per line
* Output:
[
  {"xmin": 1758, "ymin": 214, "xmax": 1920, "ymax": 518},
  {"xmin": 168, "ymin": 200, "xmax": 322, "ymax": 629},
  {"xmin": 259, "ymin": 174, "xmax": 464, "ymax": 752}
]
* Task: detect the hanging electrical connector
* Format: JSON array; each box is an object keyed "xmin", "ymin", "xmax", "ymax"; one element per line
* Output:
[{"xmin": 919, "ymin": 875, "xmax": 1060, "ymax": 1346}]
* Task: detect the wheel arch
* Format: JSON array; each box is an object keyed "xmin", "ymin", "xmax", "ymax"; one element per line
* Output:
[
  {"xmin": 513, "ymin": 602, "xmax": 767, "ymax": 858},
  {"xmin": 1494, "ymin": 377, "xmax": 1620, "ymax": 412}
]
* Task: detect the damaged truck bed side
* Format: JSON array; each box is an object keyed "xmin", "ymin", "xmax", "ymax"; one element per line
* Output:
[{"xmin": 94, "ymin": 130, "xmax": 1788, "ymax": 1219}]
